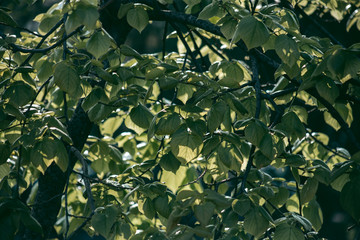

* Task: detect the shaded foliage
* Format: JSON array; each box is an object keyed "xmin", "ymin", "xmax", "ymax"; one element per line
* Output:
[{"xmin": 0, "ymin": 0, "xmax": 360, "ymax": 239}]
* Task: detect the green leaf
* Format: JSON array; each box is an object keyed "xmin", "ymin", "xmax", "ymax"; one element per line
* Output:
[
  {"xmin": 79, "ymin": 4, "xmax": 99, "ymax": 29},
  {"xmin": 36, "ymin": 60, "xmax": 54, "ymax": 83},
  {"xmin": 3, "ymin": 104, "xmax": 25, "ymax": 121},
  {"xmin": 159, "ymin": 152, "xmax": 181, "ymax": 173},
  {"xmin": 286, "ymin": 192, "xmax": 300, "ymax": 213},
  {"xmin": 92, "ymin": 205, "xmax": 118, "ymax": 238},
  {"xmin": 170, "ymin": 127, "xmax": 203, "ymax": 163},
  {"xmin": 82, "ymin": 87, "xmax": 109, "ymax": 112},
  {"xmin": 232, "ymin": 195, "xmax": 251, "ymax": 216},
  {"xmin": 269, "ymin": 187, "xmax": 289, "ymax": 207},
  {"xmin": 30, "ymin": 137, "xmax": 64, "ymax": 174},
  {"xmin": 275, "ymin": 35, "xmax": 300, "ymax": 67},
  {"xmin": 232, "ymin": 16, "xmax": 270, "ymax": 49},
  {"xmin": 54, "ymin": 61, "xmax": 82, "ymax": 97},
  {"xmin": 89, "ymin": 141, "xmax": 111, "ymax": 161},
  {"xmin": 65, "ymin": 3, "xmax": 99, "ymax": 33},
  {"xmin": 243, "ymin": 207, "xmax": 269, "ymax": 237},
  {"xmin": 208, "ymin": 100, "xmax": 227, "ymax": 133},
  {"xmin": 53, "ymin": 139, "xmax": 69, "ymax": 172},
  {"xmin": 117, "ymin": 3, "xmax": 133, "ymax": 19},
  {"xmin": 48, "ymin": 116, "xmax": 73, "ymax": 144},
  {"xmin": 303, "ymin": 199, "xmax": 323, "ymax": 231},
  {"xmin": 88, "ymin": 104, "xmax": 113, "ymax": 123},
  {"xmin": 315, "ymin": 76, "xmax": 339, "ymax": 105},
  {"xmin": 0, "ymin": 142, "xmax": 11, "ymax": 164},
  {"xmin": 3, "ymin": 81, "xmax": 36, "ymax": 107},
  {"xmin": 224, "ymin": 93, "xmax": 248, "ymax": 115},
  {"xmin": 300, "ymin": 178, "xmax": 318, "ymax": 205},
  {"xmin": 274, "ymin": 223, "xmax": 305, "ymax": 240},
  {"xmin": 158, "ymin": 77, "xmax": 178, "ymax": 90},
  {"xmin": 327, "ymin": 49, "xmax": 360, "ymax": 82},
  {"xmin": 202, "ymin": 135, "xmax": 221, "ymax": 156},
  {"xmin": 145, "ymin": 66, "xmax": 166, "ymax": 80},
  {"xmin": 126, "ymin": 8, "xmax": 149, "ymax": 33},
  {"xmin": 253, "ymin": 150, "xmax": 272, "ymax": 168},
  {"xmin": 100, "ymin": 116, "xmax": 123, "ymax": 137},
  {"xmin": 177, "ymin": 83, "xmax": 195, "ymax": 104},
  {"xmin": 194, "ymin": 202, "xmax": 215, "ymax": 226},
  {"xmin": 216, "ymin": 145, "xmax": 232, "ymax": 168},
  {"xmin": 0, "ymin": 9, "xmax": 18, "ymax": 27},
  {"xmin": 198, "ymin": 3, "xmax": 219, "ymax": 20},
  {"xmin": 87, "ymin": 31, "xmax": 111, "ymax": 59},
  {"xmin": 285, "ymin": 154, "xmax": 306, "ymax": 167},
  {"xmin": 20, "ymin": 211, "xmax": 43, "ymax": 234},
  {"xmin": 276, "ymin": 112, "xmax": 305, "ymax": 141},
  {"xmin": 39, "ymin": 15, "xmax": 60, "ymax": 34},
  {"xmin": 340, "ymin": 175, "xmax": 360, "ymax": 222},
  {"xmin": 259, "ymin": 134, "xmax": 275, "ymax": 160},
  {"xmin": 154, "ymin": 195, "xmax": 171, "ymax": 217},
  {"xmin": 218, "ymin": 61, "xmax": 244, "ymax": 88},
  {"xmin": 143, "ymin": 198, "xmax": 155, "ymax": 219},
  {"xmin": 129, "ymin": 104, "xmax": 154, "ymax": 129},
  {"xmin": 156, "ymin": 113, "xmax": 181, "ymax": 135},
  {"xmin": 245, "ymin": 120, "xmax": 267, "ymax": 146},
  {"xmin": 204, "ymin": 189, "xmax": 231, "ymax": 210},
  {"xmin": 221, "ymin": 19, "xmax": 238, "ymax": 40},
  {"xmin": 120, "ymin": 45, "xmax": 143, "ymax": 60},
  {"xmin": 351, "ymin": 151, "xmax": 360, "ymax": 163}
]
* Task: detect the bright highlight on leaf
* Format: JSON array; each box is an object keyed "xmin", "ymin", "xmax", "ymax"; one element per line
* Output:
[{"xmin": 170, "ymin": 127, "xmax": 203, "ymax": 163}]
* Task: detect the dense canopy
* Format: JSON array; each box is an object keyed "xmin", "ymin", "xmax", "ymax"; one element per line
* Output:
[{"xmin": 0, "ymin": 0, "xmax": 360, "ymax": 239}]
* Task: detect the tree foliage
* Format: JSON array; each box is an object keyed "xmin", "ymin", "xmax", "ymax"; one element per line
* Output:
[{"xmin": 0, "ymin": 0, "xmax": 360, "ymax": 239}]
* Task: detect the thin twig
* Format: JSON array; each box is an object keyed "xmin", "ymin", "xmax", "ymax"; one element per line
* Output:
[
  {"xmin": 261, "ymin": 93, "xmax": 284, "ymax": 128},
  {"xmin": 170, "ymin": 23, "xmax": 203, "ymax": 72},
  {"xmin": 192, "ymin": 29, "xmax": 226, "ymax": 60},
  {"xmin": 305, "ymin": 88, "xmax": 360, "ymax": 151},
  {"xmin": 20, "ymin": 16, "xmax": 66, "ymax": 66},
  {"xmin": 28, "ymin": 192, "xmax": 65, "ymax": 207},
  {"xmin": 294, "ymin": 5, "xmax": 344, "ymax": 47},
  {"xmin": 5, "ymin": 26, "xmax": 82, "ymax": 55},
  {"xmin": 136, "ymin": 138, "xmax": 165, "ymax": 179},
  {"xmin": 179, "ymin": 167, "xmax": 207, "ymax": 187},
  {"xmin": 68, "ymin": 214, "xmax": 92, "ymax": 219},
  {"xmin": 0, "ymin": 23, "xmax": 44, "ymax": 37},
  {"xmin": 67, "ymin": 212, "xmax": 95, "ymax": 239},
  {"xmin": 188, "ymin": 29, "xmax": 206, "ymax": 68},
  {"xmin": 72, "ymin": 170, "xmax": 133, "ymax": 190},
  {"xmin": 307, "ymin": 131, "xmax": 350, "ymax": 160}
]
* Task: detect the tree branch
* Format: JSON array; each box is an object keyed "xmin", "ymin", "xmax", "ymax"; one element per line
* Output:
[
  {"xmin": 239, "ymin": 54, "xmax": 261, "ymax": 194},
  {"xmin": 69, "ymin": 146, "xmax": 96, "ymax": 212}
]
